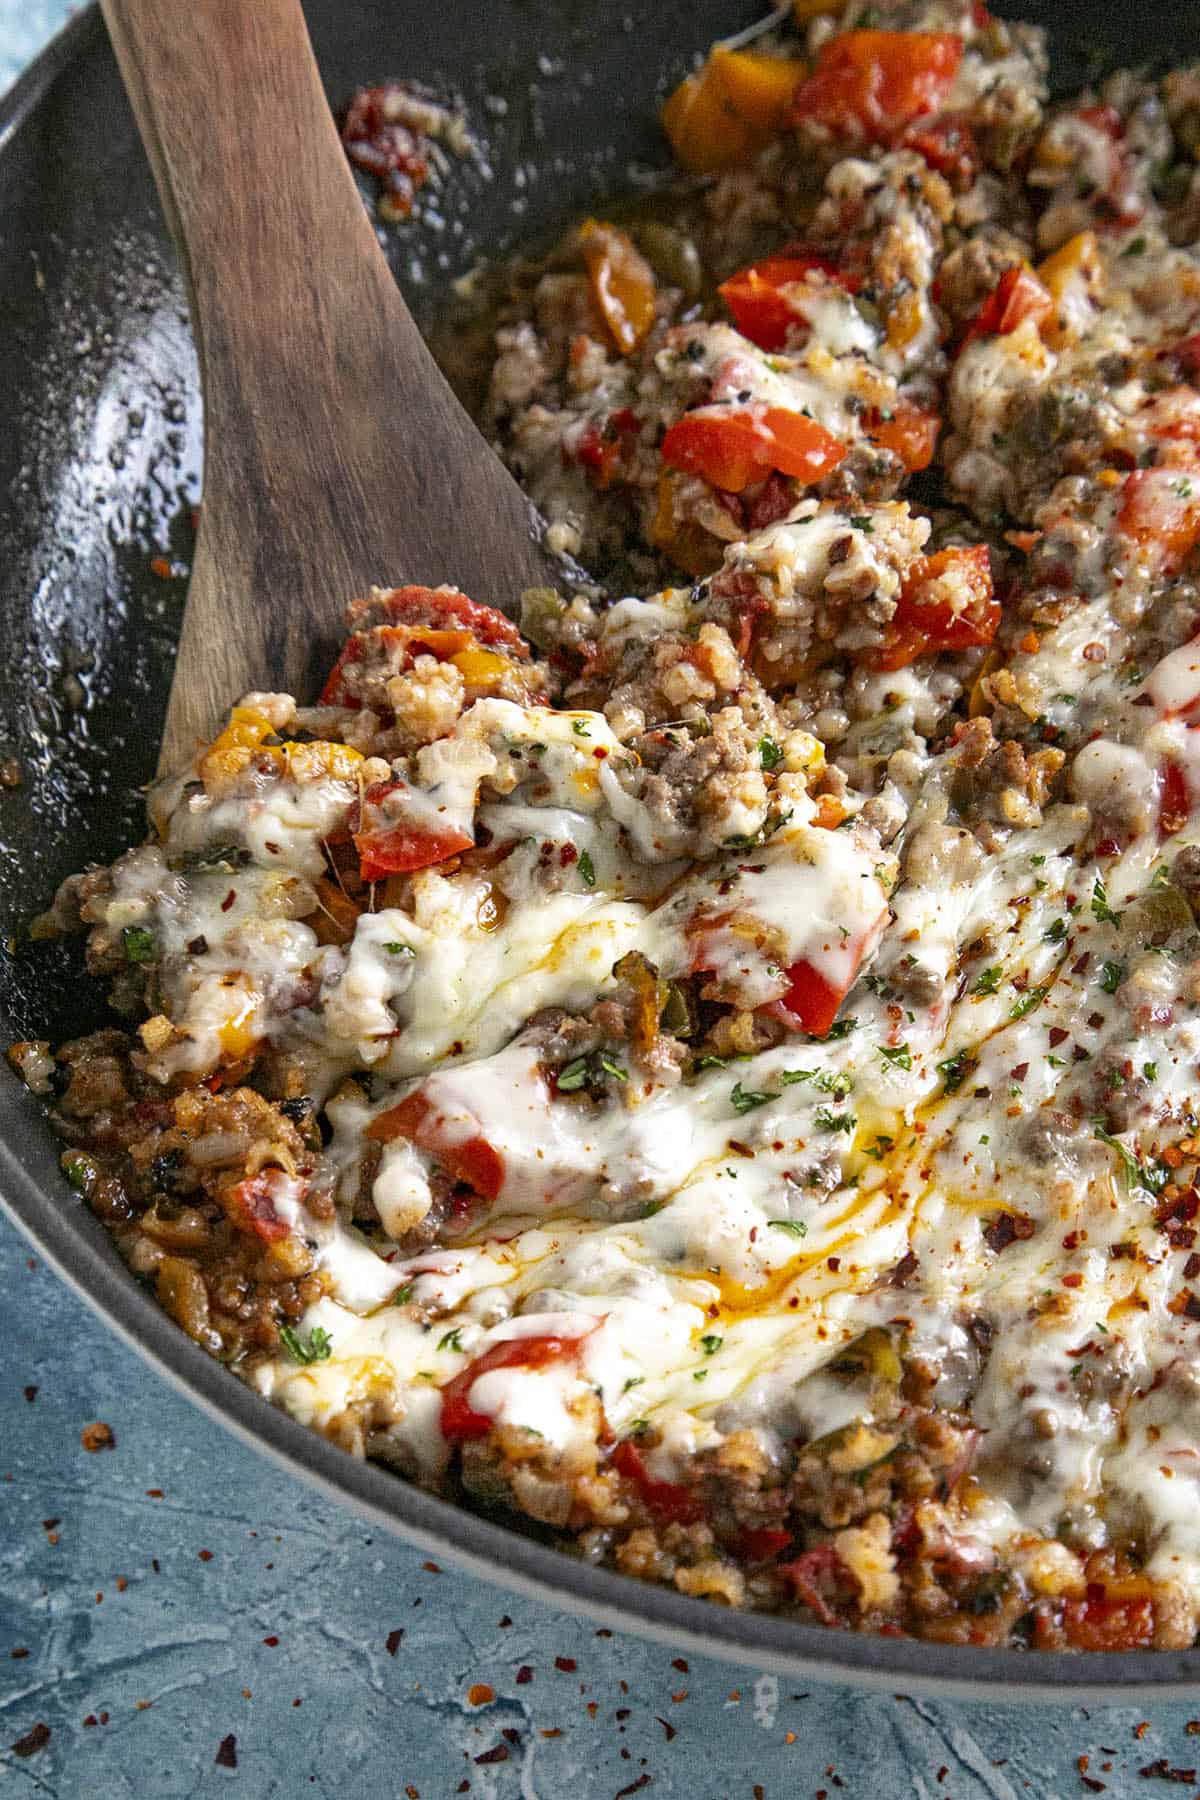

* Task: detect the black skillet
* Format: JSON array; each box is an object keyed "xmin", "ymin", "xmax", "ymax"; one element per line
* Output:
[{"xmin": 0, "ymin": 0, "xmax": 1197, "ymax": 1696}]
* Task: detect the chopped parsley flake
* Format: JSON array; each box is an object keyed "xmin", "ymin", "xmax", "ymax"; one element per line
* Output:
[
  {"xmin": 279, "ymin": 1325, "xmax": 333, "ymax": 1366},
  {"xmin": 768, "ymin": 1218, "xmax": 808, "ymax": 1238},
  {"xmin": 1043, "ymin": 918, "xmax": 1068, "ymax": 943},
  {"xmin": 849, "ymin": 514, "xmax": 874, "ymax": 532},
  {"xmin": 392, "ymin": 1284, "xmax": 414, "ymax": 1307},
  {"xmin": 437, "ymin": 1328, "xmax": 464, "ymax": 1353},
  {"xmin": 122, "ymin": 926, "xmax": 157, "ymax": 964},
  {"xmin": 1093, "ymin": 1123, "xmax": 1168, "ymax": 1195},
  {"xmin": 814, "ymin": 1108, "xmax": 856, "ymax": 1133},
  {"xmin": 383, "ymin": 941, "xmax": 416, "ymax": 958},
  {"xmin": 700, "ymin": 1334, "xmax": 723, "ymax": 1355},
  {"xmin": 730, "ymin": 1081, "xmax": 772, "ymax": 1114},
  {"xmin": 822, "ymin": 1017, "xmax": 858, "ymax": 1041},
  {"xmin": 578, "ymin": 849, "xmax": 596, "ymax": 888},
  {"xmin": 1009, "ymin": 985, "xmax": 1049, "ymax": 1019},
  {"xmin": 1099, "ymin": 960, "xmax": 1125, "ymax": 994},
  {"xmin": 758, "ymin": 736, "xmax": 784, "ymax": 771},
  {"xmin": 937, "ymin": 1050, "xmax": 972, "ymax": 1094},
  {"xmin": 572, "ymin": 719, "xmax": 591, "ymax": 737},
  {"xmin": 876, "ymin": 1042, "xmax": 913, "ymax": 1071},
  {"xmin": 1143, "ymin": 1061, "xmax": 1159, "ymax": 1082},
  {"xmin": 972, "ymin": 966, "xmax": 1003, "ymax": 995},
  {"xmin": 1091, "ymin": 877, "xmax": 1121, "ymax": 926}
]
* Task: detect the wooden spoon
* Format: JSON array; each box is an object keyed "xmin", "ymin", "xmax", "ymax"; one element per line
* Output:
[{"xmin": 100, "ymin": 0, "xmax": 560, "ymax": 774}]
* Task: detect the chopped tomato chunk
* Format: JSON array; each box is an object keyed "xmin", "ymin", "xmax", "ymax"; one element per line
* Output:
[
  {"xmin": 868, "ymin": 405, "xmax": 940, "ymax": 473},
  {"xmin": 568, "ymin": 407, "xmax": 640, "ymax": 489},
  {"xmin": 611, "ymin": 1438, "xmax": 704, "ymax": 1525},
  {"xmin": 1160, "ymin": 760, "xmax": 1192, "ymax": 838},
  {"xmin": 222, "ymin": 1173, "xmax": 291, "ymax": 1243},
  {"xmin": 365, "ymin": 1089, "xmax": 505, "ymax": 1201},
  {"xmin": 719, "ymin": 252, "xmax": 860, "ymax": 351},
  {"xmin": 580, "ymin": 221, "xmax": 657, "ymax": 356},
  {"xmin": 779, "ymin": 956, "xmax": 856, "ymax": 1038},
  {"xmin": 872, "ymin": 544, "xmax": 997, "ymax": 671},
  {"xmin": 353, "ymin": 779, "xmax": 473, "ymax": 881},
  {"xmin": 779, "ymin": 1543, "xmax": 844, "ymax": 1627},
  {"xmin": 789, "ymin": 30, "xmax": 963, "ymax": 144},
  {"xmin": 440, "ymin": 1335, "xmax": 585, "ymax": 1441},
  {"xmin": 962, "ymin": 266, "xmax": 1053, "ymax": 346},
  {"xmin": 661, "ymin": 406, "xmax": 845, "ymax": 494},
  {"xmin": 1118, "ymin": 468, "xmax": 1200, "ymax": 572},
  {"xmin": 375, "ymin": 584, "xmax": 526, "ymax": 652},
  {"xmin": 738, "ymin": 1525, "xmax": 794, "ymax": 1563},
  {"xmin": 1061, "ymin": 1584, "xmax": 1155, "ymax": 1652}
]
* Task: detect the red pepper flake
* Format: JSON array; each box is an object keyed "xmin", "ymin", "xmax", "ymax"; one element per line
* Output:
[
  {"xmin": 147, "ymin": 1490, "xmax": 164, "ymax": 1500},
  {"xmin": 10, "ymin": 1722, "xmax": 50, "ymax": 1757},
  {"xmin": 1137, "ymin": 1762, "xmax": 1196, "ymax": 1782},
  {"xmin": 406, "ymin": 1788, "xmax": 420, "ymax": 1799},
  {"xmin": 754, "ymin": 1789, "xmax": 765, "ymax": 1800},
  {"xmin": 671, "ymin": 1689, "xmax": 688, "ymax": 1703},
  {"xmin": 498, "ymin": 1615, "xmax": 512, "ymax": 1628},
  {"xmin": 42, "ymin": 1517, "xmax": 60, "ymax": 1531},
  {"xmin": 541, "ymin": 1728, "xmax": 563, "ymax": 1739},
  {"xmin": 221, "ymin": 890, "xmax": 236, "ymax": 913},
  {"xmin": 262, "ymin": 1636, "xmax": 279, "ymax": 1648},
  {"xmin": 474, "ymin": 1744, "xmax": 508, "ymax": 1766},
  {"xmin": 116, "ymin": 1577, "xmax": 127, "ymax": 1593},
  {"xmin": 1187, "ymin": 1722, "xmax": 1200, "ymax": 1735},
  {"xmin": 672, "ymin": 1657, "xmax": 689, "ymax": 1672},
  {"xmin": 937, "ymin": 1768, "xmax": 949, "ymax": 1783},
  {"xmin": 587, "ymin": 1702, "xmax": 599, "ymax": 1718},
  {"xmin": 385, "ymin": 1629, "xmax": 404, "ymax": 1656},
  {"xmin": 515, "ymin": 1666, "xmax": 533, "ymax": 1685},
  {"xmin": 422, "ymin": 1561, "xmax": 441, "ymax": 1574},
  {"xmin": 135, "ymin": 1700, "xmax": 152, "ymax": 1711},
  {"xmin": 150, "ymin": 556, "xmax": 173, "ymax": 579},
  {"xmin": 467, "ymin": 1684, "xmax": 494, "ymax": 1708},
  {"xmin": 22, "ymin": 1386, "xmax": 37, "ymax": 1403},
  {"xmin": 555, "ymin": 1656, "xmax": 577, "ymax": 1673},
  {"xmin": 1082, "ymin": 1779, "xmax": 1105, "ymax": 1794},
  {"xmin": 10, "ymin": 1648, "xmax": 29, "ymax": 1660},
  {"xmin": 655, "ymin": 1716, "xmax": 676, "ymax": 1741},
  {"xmin": 80, "ymin": 1421, "xmax": 115, "ymax": 1452},
  {"xmin": 215, "ymin": 1734, "xmax": 238, "ymax": 1770},
  {"xmin": 457, "ymin": 1785, "xmax": 469, "ymax": 1795},
  {"xmin": 614, "ymin": 1778, "xmax": 652, "ymax": 1799},
  {"xmin": 198, "ymin": 1549, "xmax": 214, "ymax": 1562},
  {"xmin": 502, "ymin": 1728, "xmax": 521, "ymax": 1747},
  {"xmin": 595, "ymin": 1628, "xmax": 613, "ymax": 1638},
  {"xmin": 83, "ymin": 1715, "xmax": 97, "ymax": 1728}
]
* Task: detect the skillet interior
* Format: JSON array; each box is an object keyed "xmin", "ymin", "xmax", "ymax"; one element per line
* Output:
[{"xmin": 2, "ymin": 0, "xmax": 1199, "ymax": 1693}]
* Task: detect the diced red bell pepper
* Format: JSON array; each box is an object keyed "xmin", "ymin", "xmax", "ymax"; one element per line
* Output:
[
  {"xmin": 872, "ymin": 544, "xmax": 997, "ymax": 671},
  {"xmin": 1061, "ymin": 1583, "xmax": 1155, "ymax": 1652},
  {"xmin": 962, "ymin": 266, "xmax": 1053, "ymax": 348},
  {"xmin": 1118, "ymin": 468, "xmax": 1200, "ymax": 573},
  {"xmin": 223, "ymin": 1173, "xmax": 292, "ymax": 1243},
  {"xmin": 901, "ymin": 113, "xmax": 979, "ymax": 187},
  {"xmin": 779, "ymin": 957, "xmax": 855, "ymax": 1039},
  {"xmin": 661, "ymin": 406, "xmax": 846, "ymax": 494},
  {"xmin": 789, "ymin": 30, "xmax": 963, "ymax": 144},
  {"xmin": 868, "ymin": 405, "xmax": 940, "ymax": 473},
  {"xmin": 1160, "ymin": 334, "xmax": 1200, "ymax": 381},
  {"xmin": 440, "ymin": 1335, "xmax": 584, "ymax": 1441},
  {"xmin": 719, "ymin": 253, "xmax": 860, "ymax": 352},
  {"xmin": 353, "ymin": 779, "xmax": 474, "ymax": 881},
  {"xmin": 611, "ymin": 1438, "xmax": 704, "ymax": 1525},
  {"xmin": 365, "ymin": 1089, "xmax": 505, "ymax": 1201}
]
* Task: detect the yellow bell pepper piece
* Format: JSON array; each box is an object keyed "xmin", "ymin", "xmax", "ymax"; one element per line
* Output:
[
  {"xmin": 662, "ymin": 47, "xmax": 805, "ymax": 175},
  {"xmin": 198, "ymin": 707, "xmax": 280, "ymax": 789},
  {"xmin": 450, "ymin": 645, "xmax": 514, "ymax": 689}
]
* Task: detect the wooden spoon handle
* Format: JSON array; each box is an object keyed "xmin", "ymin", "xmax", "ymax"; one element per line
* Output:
[{"xmin": 100, "ymin": 0, "xmax": 553, "ymax": 771}]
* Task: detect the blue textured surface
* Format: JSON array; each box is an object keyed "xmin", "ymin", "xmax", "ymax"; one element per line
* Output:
[{"xmin": 7, "ymin": 7, "xmax": 1200, "ymax": 1797}]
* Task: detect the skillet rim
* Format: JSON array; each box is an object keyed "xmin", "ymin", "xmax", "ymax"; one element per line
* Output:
[{"xmin": 2, "ymin": 0, "xmax": 1199, "ymax": 1699}]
